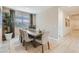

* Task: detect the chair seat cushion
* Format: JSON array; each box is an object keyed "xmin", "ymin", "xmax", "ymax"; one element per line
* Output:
[
  {"xmin": 35, "ymin": 39, "xmax": 42, "ymax": 44},
  {"xmin": 35, "ymin": 39, "xmax": 48, "ymax": 44},
  {"xmin": 25, "ymin": 38, "xmax": 33, "ymax": 42}
]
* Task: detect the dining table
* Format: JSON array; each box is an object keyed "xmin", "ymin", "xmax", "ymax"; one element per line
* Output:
[
  {"xmin": 20, "ymin": 28, "xmax": 43, "ymax": 47},
  {"xmin": 27, "ymin": 29, "xmax": 43, "ymax": 47},
  {"xmin": 19, "ymin": 28, "xmax": 50, "ymax": 53}
]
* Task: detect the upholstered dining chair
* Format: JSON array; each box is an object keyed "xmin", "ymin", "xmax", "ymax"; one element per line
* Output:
[
  {"xmin": 22, "ymin": 30, "xmax": 33, "ymax": 50},
  {"xmin": 35, "ymin": 31, "xmax": 50, "ymax": 53},
  {"xmin": 19, "ymin": 29, "xmax": 26, "ymax": 46}
]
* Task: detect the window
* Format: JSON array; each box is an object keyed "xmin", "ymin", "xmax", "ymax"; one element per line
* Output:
[
  {"xmin": 15, "ymin": 11, "xmax": 30, "ymax": 29},
  {"xmin": 22, "ymin": 16, "xmax": 30, "ymax": 27}
]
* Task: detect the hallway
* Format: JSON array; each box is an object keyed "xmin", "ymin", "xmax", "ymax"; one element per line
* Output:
[{"xmin": 51, "ymin": 30, "xmax": 79, "ymax": 53}]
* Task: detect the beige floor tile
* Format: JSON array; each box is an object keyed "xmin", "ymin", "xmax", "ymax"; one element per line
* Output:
[{"xmin": 1, "ymin": 30, "xmax": 79, "ymax": 53}]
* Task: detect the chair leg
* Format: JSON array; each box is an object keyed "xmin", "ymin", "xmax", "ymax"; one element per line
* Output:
[
  {"xmin": 48, "ymin": 42, "xmax": 50, "ymax": 49},
  {"xmin": 42, "ymin": 44, "xmax": 44, "ymax": 53},
  {"xmin": 25, "ymin": 42, "xmax": 27, "ymax": 50},
  {"xmin": 22, "ymin": 40, "xmax": 25, "ymax": 46},
  {"xmin": 20, "ymin": 38, "xmax": 22, "ymax": 43}
]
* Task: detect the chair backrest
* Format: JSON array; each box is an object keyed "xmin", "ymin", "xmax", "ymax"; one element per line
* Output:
[
  {"xmin": 42, "ymin": 31, "xmax": 49, "ymax": 44},
  {"xmin": 19, "ymin": 29, "xmax": 22, "ymax": 37},
  {"xmin": 19, "ymin": 29, "xmax": 22, "ymax": 35},
  {"xmin": 22, "ymin": 30, "xmax": 31, "ymax": 42},
  {"xmin": 19, "ymin": 29, "xmax": 25, "ymax": 41}
]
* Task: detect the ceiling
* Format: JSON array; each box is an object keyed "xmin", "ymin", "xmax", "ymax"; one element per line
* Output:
[
  {"xmin": 6, "ymin": 6, "xmax": 79, "ymax": 16},
  {"xmin": 60, "ymin": 6, "xmax": 79, "ymax": 16},
  {"xmin": 7, "ymin": 6, "xmax": 51, "ymax": 14}
]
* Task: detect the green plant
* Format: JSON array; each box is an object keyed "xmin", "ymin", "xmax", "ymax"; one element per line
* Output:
[{"xmin": 4, "ymin": 13, "xmax": 11, "ymax": 33}]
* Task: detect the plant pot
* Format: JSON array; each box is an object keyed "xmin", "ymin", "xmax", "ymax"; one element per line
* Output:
[{"xmin": 5, "ymin": 33, "xmax": 13, "ymax": 41}]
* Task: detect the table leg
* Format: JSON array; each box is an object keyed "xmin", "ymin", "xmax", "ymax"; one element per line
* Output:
[
  {"xmin": 48, "ymin": 42, "xmax": 50, "ymax": 49},
  {"xmin": 22, "ymin": 40, "xmax": 25, "ymax": 46},
  {"xmin": 25, "ymin": 42, "xmax": 27, "ymax": 50},
  {"xmin": 42, "ymin": 44, "xmax": 44, "ymax": 53}
]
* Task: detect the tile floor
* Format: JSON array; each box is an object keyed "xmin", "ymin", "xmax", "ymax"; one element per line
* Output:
[
  {"xmin": 0, "ymin": 30, "xmax": 79, "ymax": 53},
  {"xmin": 0, "ymin": 36, "xmax": 54, "ymax": 53},
  {"xmin": 51, "ymin": 30, "xmax": 79, "ymax": 53}
]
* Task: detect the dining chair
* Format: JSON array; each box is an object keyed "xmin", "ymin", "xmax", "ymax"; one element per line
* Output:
[
  {"xmin": 19, "ymin": 29, "xmax": 26, "ymax": 46},
  {"xmin": 22, "ymin": 30, "xmax": 33, "ymax": 50},
  {"xmin": 35, "ymin": 31, "xmax": 50, "ymax": 53}
]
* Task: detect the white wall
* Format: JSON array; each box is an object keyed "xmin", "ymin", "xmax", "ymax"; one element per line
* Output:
[
  {"xmin": 58, "ymin": 8, "xmax": 71, "ymax": 39},
  {"xmin": 33, "ymin": 14, "xmax": 36, "ymax": 26},
  {"xmin": 36, "ymin": 7, "xmax": 58, "ymax": 39},
  {"xmin": 58, "ymin": 8, "xmax": 64, "ymax": 38}
]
